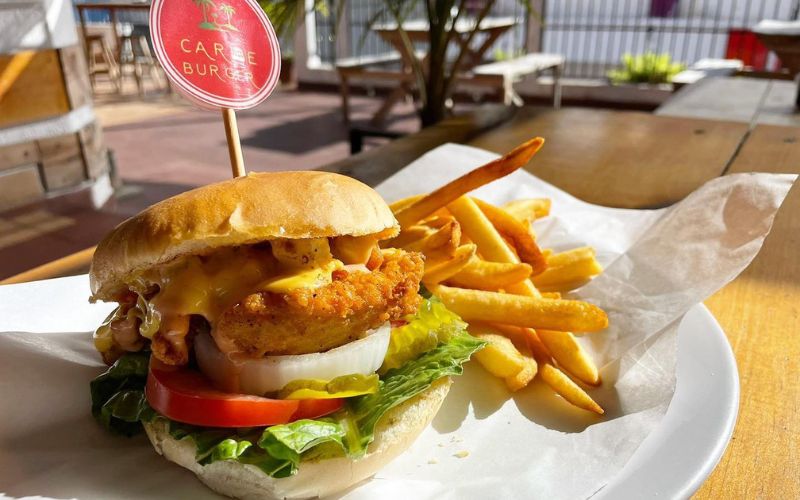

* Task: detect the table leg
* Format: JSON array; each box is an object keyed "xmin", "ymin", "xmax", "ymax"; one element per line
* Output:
[
  {"xmin": 79, "ymin": 8, "xmax": 89, "ymax": 60},
  {"xmin": 111, "ymin": 8, "xmax": 122, "ymax": 93},
  {"xmin": 371, "ymin": 82, "xmax": 411, "ymax": 127},
  {"xmin": 552, "ymin": 64, "xmax": 562, "ymax": 109},
  {"xmin": 338, "ymin": 70, "xmax": 351, "ymax": 125},
  {"xmin": 472, "ymin": 27, "xmax": 509, "ymax": 66}
]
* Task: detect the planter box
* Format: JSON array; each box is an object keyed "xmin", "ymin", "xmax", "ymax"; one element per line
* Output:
[{"xmin": 0, "ymin": 45, "xmax": 111, "ymax": 212}]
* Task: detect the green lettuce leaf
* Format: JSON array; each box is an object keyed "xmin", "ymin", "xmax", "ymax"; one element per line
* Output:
[
  {"xmin": 90, "ymin": 351, "xmax": 150, "ymax": 436},
  {"xmin": 89, "ymin": 297, "xmax": 484, "ymax": 477},
  {"xmin": 345, "ymin": 332, "xmax": 485, "ymax": 455},
  {"xmin": 257, "ymin": 419, "xmax": 346, "ymax": 477}
]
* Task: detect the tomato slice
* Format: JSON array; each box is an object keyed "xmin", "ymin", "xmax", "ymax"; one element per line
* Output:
[{"xmin": 146, "ymin": 360, "xmax": 343, "ymax": 428}]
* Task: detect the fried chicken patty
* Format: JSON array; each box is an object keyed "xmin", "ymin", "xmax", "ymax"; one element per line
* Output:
[{"xmin": 211, "ymin": 249, "xmax": 424, "ymax": 357}]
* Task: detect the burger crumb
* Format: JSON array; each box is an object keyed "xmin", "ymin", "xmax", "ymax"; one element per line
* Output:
[
  {"xmin": 449, "ymin": 435, "xmax": 463, "ymax": 443},
  {"xmin": 437, "ymin": 443, "xmax": 445, "ymax": 447},
  {"xmin": 453, "ymin": 450, "xmax": 470, "ymax": 459},
  {"xmin": 428, "ymin": 458, "xmax": 439, "ymax": 465}
]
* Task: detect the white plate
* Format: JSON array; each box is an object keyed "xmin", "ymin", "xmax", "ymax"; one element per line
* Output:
[{"xmin": 598, "ymin": 304, "xmax": 739, "ymax": 499}]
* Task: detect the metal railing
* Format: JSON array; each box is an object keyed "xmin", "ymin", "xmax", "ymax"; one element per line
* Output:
[
  {"xmin": 312, "ymin": 0, "xmax": 527, "ymax": 64},
  {"xmin": 311, "ymin": 0, "xmax": 800, "ymax": 79},
  {"xmin": 542, "ymin": 0, "xmax": 800, "ymax": 78}
]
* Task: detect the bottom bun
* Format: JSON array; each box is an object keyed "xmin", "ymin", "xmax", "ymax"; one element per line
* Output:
[{"xmin": 144, "ymin": 377, "xmax": 452, "ymax": 500}]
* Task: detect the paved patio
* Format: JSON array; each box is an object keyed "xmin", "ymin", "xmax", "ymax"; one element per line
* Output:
[{"xmin": 104, "ymin": 89, "xmax": 420, "ymax": 186}]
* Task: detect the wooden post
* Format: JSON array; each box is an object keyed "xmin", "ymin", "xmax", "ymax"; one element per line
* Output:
[{"xmin": 221, "ymin": 108, "xmax": 245, "ymax": 177}]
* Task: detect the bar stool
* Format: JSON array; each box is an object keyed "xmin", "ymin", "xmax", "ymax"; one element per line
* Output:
[{"xmin": 85, "ymin": 34, "xmax": 121, "ymax": 93}]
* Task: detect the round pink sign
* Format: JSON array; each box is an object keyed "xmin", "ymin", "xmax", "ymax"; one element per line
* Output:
[{"xmin": 150, "ymin": 0, "xmax": 281, "ymax": 110}]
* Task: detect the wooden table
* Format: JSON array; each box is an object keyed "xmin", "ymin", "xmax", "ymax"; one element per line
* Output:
[
  {"xmin": 469, "ymin": 107, "xmax": 749, "ymax": 208},
  {"xmin": 373, "ymin": 17, "xmax": 516, "ymax": 71},
  {"xmin": 2, "ymin": 106, "xmax": 797, "ymax": 497},
  {"xmin": 364, "ymin": 17, "xmax": 516, "ymax": 124},
  {"xmin": 656, "ymin": 77, "xmax": 800, "ymax": 127}
]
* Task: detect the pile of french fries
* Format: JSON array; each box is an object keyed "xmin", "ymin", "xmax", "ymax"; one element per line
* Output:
[{"xmin": 386, "ymin": 138, "xmax": 608, "ymax": 414}]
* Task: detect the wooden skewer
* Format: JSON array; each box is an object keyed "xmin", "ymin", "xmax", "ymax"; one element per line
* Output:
[{"xmin": 221, "ymin": 108, "xmax": 245, "ymax": 177}]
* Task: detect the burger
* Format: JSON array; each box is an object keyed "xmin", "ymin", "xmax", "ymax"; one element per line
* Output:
[{"xmin": 88, "ymin": 171, "xmax": 484, "ymax": 499}]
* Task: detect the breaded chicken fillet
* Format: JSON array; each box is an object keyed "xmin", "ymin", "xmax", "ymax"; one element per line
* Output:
[{"xmin": 210, "ymin": 249, "xmax": 423, "ymax": 357}]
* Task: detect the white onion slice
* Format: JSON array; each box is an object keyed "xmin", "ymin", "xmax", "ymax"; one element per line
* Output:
[{"xmin": 195, "ymin": 323, "xmax": 391, "ymax": 396}]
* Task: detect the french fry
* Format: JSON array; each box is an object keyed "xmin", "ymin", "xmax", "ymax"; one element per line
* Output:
[
  {"xmin": 502, "ymin": 198, "xmax": 551, "ymax": 220},
  {"xmin": 547, "ymin": 247, "xmax": 596, "ymax": 267},
  {"xmin": 423, "ymin": 244, "xmax": 476, "ymax": 285},
  {"xmin": 395, "ymin": 137, "xmax": 545, "ymax": 229},
  {"xmin": 505, "ymin": 344, "xmax": 538, "ymax": 392},
  {"xmin": 488, "ymin": 323, "xmax": 601, "ymax": 411},
  {"xmin": 389, "ymin": 194, "xmax": 424, "ymax": 213},
  {"xmin": 446, "ymin": 258, "xmax": 532, "ymax": 290},
  {"xmin": 527, "ymin": 222, "xmax": 537, "ymax": 241},
  {"xmin": 472, "ymin": 198, "xmax": 547, "ymax": 275},
  {"xmin": 420, "ymin": 214, "xmax": 455, "ymax": 228},
  {"xmin": 432, "ymin": 285, "xmax": 609, "ymax": 332},
  {"xmin": 532, "ymin": 247, "xmax": 603, "ymax": 290},
  {"xmin": 536, "ymin": 329, "xmax": 600, "ymax": 386},
  {"xmin": 405, "ymin": 221, "xmax": 460, "ymax": 257},
  {"xmin": 387, "ymin": 225, "xmax": 432, "ymax": 249},
  {"xmin": 386, "ymin": 143, "xmax": 609, "ymax": 413},
  {"xmin": 538, "ymin": 362, "xmax": 604, "ymax": 414},
  {"xmin": 448, "ymin": 196, "xmax": 517, "ymax": 263},
  {"xmin": 490, "ymin": 323, "xmax": 552, "ymax": 361},
  {"xmin": 471, "ymin": 332, "xmax": 527, "ymax": 378},
  {"xmin": 447, "ymin": 196, "xmax": 541, "ymax": 297}
]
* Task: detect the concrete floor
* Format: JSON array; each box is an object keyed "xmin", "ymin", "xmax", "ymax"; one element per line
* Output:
[{"xmin": 0, "ymin": 87, "xmax": 420, "ymax": 280}]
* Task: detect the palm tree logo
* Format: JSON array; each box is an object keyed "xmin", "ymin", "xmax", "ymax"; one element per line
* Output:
[
  {"xmin": 192, "ymin": 0, "xmax": 239, "ymax": 32},
  {"xmin": 217, "ymin": 4, "xmax": 238, "ymax": 32},
  {"xmin": 193, "ymin": 0, "xmax": 217, "ymax": 30}
]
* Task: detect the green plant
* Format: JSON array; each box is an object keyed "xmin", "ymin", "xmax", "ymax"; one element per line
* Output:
[
  {"xmin": 260, "ymin": 0, "xmax": 534, "ymax": 127},
  {"xmin": 492, "ymin": 47, "xmax": 525, "ymax": 62},
  {"xmin": 608, "ymin": 52, "xmax": 685, "ymax": 85}
]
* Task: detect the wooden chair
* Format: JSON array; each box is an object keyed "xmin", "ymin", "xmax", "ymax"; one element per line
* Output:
[
  {"xmin": 119, "ymin": 32, "xmax": 166, "ymax": 95},
  {"xmin": 85, "ymin": 34, "xmax": 121, "ymax": 93}
]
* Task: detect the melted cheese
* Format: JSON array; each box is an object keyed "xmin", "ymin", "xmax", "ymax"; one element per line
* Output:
[
  {"xmin": 148, "ymin": 247, "xmax": 272, "ymax": 321},
  {"xmin": 258, "ymin": 259, "xmax": 344, "ymax": 293},
  {"xmin": 331, "ymin": 235, "xmax": 379, "ymax": 264},
  {"xmin": 146, "ymin": 245, "xmax": 343, "ymax": 322}
]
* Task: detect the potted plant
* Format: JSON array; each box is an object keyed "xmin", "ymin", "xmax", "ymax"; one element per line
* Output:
[
  {"xmin": 261, "ymin": 0, "xmax": 535, "ymax": 127},
  {"xmin": 607, "ymin": 52, "xmax": 685, "ymax": 87}
]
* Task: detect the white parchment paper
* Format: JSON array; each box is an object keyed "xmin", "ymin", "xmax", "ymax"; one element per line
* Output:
[{"xmin": 0, "ymin": 144, "xmax": 794, "ymax": 500}]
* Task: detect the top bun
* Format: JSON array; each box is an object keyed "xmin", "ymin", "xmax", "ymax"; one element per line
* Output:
[{"xmin": 90, "ymin": 171, "xmax": 398, "ymax": 299}]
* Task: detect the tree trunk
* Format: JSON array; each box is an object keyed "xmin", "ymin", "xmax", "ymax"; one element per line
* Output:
[
  {"xmin": 419, "ymin": 97, "xmax": 448, "ymax": 127},
  {"xmin": 418, "ymin": 1, "xmax": 451, "ymax": 128}
]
